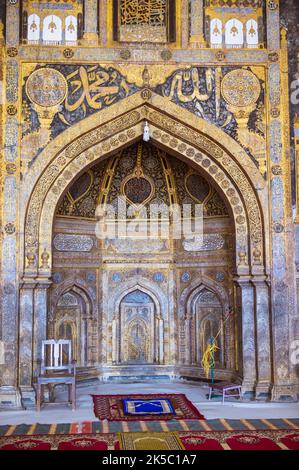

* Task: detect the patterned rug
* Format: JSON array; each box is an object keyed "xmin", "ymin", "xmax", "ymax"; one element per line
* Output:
[
  {"xmin": 119, "ymin": 431, "xmax": 184, "ymax": 450},
  {"xmin": 91, "ymin": 393, "xmax": 205, "ymax": 421},
  {"xmin": 1, "ymin": 430, "xmax": 299, "ymax": 451},
  {"xmin": 1, "ymin": 418, "xmax": 298, "ymax": 435}
]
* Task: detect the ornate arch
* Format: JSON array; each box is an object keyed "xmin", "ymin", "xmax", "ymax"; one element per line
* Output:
[
  {"xmin": 109, "ymin": 280, "xmax": 165, "ymax": 321},
  {"xmin": 21, "ymin": 92, "xmax": 267, "ymax": 277},
  {"xmin": 179, "ymin": 275, "xmax": 230, "ymax": 319},
  {"xmin": 50, "ymin": 278, "xmax": 96, "ymax": 319}
]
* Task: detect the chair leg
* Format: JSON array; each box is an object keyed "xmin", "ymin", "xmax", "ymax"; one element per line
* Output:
[
  {"xmin": 37, "ymin": 384, "xmax": 41, "ymax": 412},
  {"xmin": 208, "ymin": 387, "xmax": 212, "ymax": 400},
  {"xmin": 71, "ymin": 383, "xmax": 76, "ymax": 411},
  {"xmin": 222, "ymin": 390, "xmax": 225, "ymax": 404},
  {"xmin": 68, "ymin": 384, "xmax": 71, "ymax": 403}
]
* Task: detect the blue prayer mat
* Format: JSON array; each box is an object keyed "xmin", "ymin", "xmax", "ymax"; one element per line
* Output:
[{"xmin": 122, "ymin": 398, "xmax": 175, "ymax": 415}]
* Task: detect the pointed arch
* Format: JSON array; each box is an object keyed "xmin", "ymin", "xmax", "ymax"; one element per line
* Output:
[{"xmin": 21, "ymin": 93, "xmax": 267, "ymax": 280}]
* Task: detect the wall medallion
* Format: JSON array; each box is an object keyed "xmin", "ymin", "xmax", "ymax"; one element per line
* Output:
[
  {"xmin": 63, "ymin": 48, "xmax": 74, "ymax": 59},
  {"xmin": 221, "ymin": 69, "xmax": 261, "ymax": 108},
  {"xmin": 181, "ymin": 272, "xmax": 191, "ymax": 283},
  {"xmin": 268, "ymin": 52, "xmax": 279, "ymax": 62},
  {"xmin": 7, "ymin": 105, "xmax": 17, "ymax": 116},
  {"xmin": 4, "ymin": 223, "xmax": 16, "ymax": 235},
  {"xmin": 86, "ymin": 272, "xmax": 96, "ymax": 283},
  {"xmin": 120, "ymin": 49, "xmax": 131, "ymax": 60},
  {"xmin": 112, "ymin": 273, "xmax": 122, "ymax": 283},
  {"xmin": 153, "ymin": 272, "xmax": 165, "ymax": 283},
  {"xmin": 215, "ymin": 272, "xmax": 225, "ymax": 282},
  {"xmin": 52, "ymin": 272, "xmax": 63, "ymax": 284},
  {"xmin": 273, "ymin": 222, "xmax": 284, "ymax": 233},
  {"xmin": 6, "ymin": 47, "xmax": 18, "ymax": 57},
  {"xmin": 26, "ymin": 68, "xmax": 67, "ymax": 108},
  {"xmin": 141, "ymin": 89, "xmax": 152, "ymax": 100},
  {"xmin": 215, "ymin": 51, "xmax": 226, "ymax": 61},
  {"xmin": 6, "ymin": 163, "xmax": 17, "ymax": 174},
  {"xmin": 271, "ymin": 107, "xmax": 280, "ymax": 118},
  {"xmin": 271, "ymin": 165, "xmax": 282, "ymax": 176},
  {"xmin": 161, "ymin": 49, "xmax": 172, "ymax": 61}
]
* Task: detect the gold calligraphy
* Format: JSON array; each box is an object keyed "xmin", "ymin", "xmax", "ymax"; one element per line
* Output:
[
  {"xmin": 164, "ymin": 68, "xmax": 213, "ymax": 103},
  {"xmin": 64, "ymin": 66, "xmax": 130, "ymax": 116}
]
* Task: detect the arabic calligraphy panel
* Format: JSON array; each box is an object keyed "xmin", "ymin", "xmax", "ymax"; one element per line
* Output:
[{"xmin": 22, "ymin": 63, "xmax": 139, "ymax": 149}]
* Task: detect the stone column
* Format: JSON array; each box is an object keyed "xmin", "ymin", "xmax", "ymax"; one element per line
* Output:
[
  {"xmin": 184, "ymin": 317, "xmax": 192, "ymax": 365},
  {"xmin": 33, "ymin": 280, "xmax": 51, "ymax": 378},
  {"xmin": 83, "ymin": 0, "xmax": 98, "ymax": 45},
  {"xmin": 237, "ymin": 278, "xmax": 256, "ymax": 397},
  {"xmin": 19, "ymin": 279, "xmax": 36, "ymax": 408},
  {"xmin": 252, "ymin": 277, "xmax": 272, "ymax": 399},
  {"xmin": 189, "ymin": 0, "xmax": 206, "ymax": 47},
  {"xmin": 168, "ymin": 268, "xmax": 176, "ymax": 365}
]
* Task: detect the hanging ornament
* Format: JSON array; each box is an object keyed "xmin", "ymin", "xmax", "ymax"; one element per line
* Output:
[
  {"xmin": 30, "ymin": 15, "xmax": 37, "ymax": 32},
  {"xmin": 213, "ymin": 21, "xmax": 221, "ymax": 36},
  {"xmin": 49, "ymin": 16, "xmax": 57, "ymax": 34},
  {"xmin": 230, "ymin": 21, "xmax": 238, "ymax": 37},
  {"xmin": 68, "ymin": 19, "xmax": 75, "ymax": 34},
  {"xmin": 248, "ymin": 22, "xmax": 256, "ymax": 37}
]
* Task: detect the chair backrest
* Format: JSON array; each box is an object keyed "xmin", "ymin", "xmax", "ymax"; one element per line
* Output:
[{"xmin": 41, "ymin": 339, "xmax": 73, "ymax": 374}]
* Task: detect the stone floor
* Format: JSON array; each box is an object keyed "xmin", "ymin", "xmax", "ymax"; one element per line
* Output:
[{"xmin": 0, "ymin": 381, "xmax": 299, "ymax": 425}]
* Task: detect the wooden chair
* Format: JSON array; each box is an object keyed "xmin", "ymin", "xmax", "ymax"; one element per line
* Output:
[
  {"xmin": 37, "ymin": 339, "xmax": 76, "ymax": 411},
  {"xmin": 208, "ymin": 382, "xmax": 242, "ymax": 404}
]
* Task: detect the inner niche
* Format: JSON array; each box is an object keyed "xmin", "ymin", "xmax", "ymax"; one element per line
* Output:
[
  {"xmin": 52, "ymin": 139, "xmax": 234, "ymax": 378},
  {"xmin": 120, "ymin": 290, "xmax": 156, "ymax": 365}
]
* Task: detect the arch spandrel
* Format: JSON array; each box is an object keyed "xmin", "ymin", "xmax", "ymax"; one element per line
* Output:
[
  {"xmin": 22, "ymin": 95, "xmax": 267, "ymax": 276},
  {"xmin": 22, "ymin": 92, "xmax": 265, "ymax": 200}
]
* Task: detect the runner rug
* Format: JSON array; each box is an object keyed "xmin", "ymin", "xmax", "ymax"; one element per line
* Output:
[
  {"xmin": 91, "ymin": 393, "xmax": 205, "ymax": 421},
  {"xmin": 1, "ymin": 430, "xmax": 299, "ymax": 450}
]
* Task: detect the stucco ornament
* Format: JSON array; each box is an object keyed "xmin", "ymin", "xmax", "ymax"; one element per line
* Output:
[
  {"xmin": 221, "ymin": 69, "xmax": 261, "ymax": 109},
  {"xmin": 26, "ymin": 68, "xmax": 67, "ymax": 108}
]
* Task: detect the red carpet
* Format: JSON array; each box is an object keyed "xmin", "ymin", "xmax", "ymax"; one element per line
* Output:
[
  {"xmin": 1, "ymin": 430, "xmax": 299, "ymax": 450},
  {"xmin": 91, "ymin": 393, "xmax": 205, "ymax": 421}
]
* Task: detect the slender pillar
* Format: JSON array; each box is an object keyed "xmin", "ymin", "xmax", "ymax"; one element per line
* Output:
[
  {"xmin": 189, "ymin": 0, "xmax": 206, "ymax": 47},
  {"xmin": 33, "ymin": 280, "xmax": 51, "ymax": 378},
  {"xmin": 252, "ymin": 277, "xmax": 272, "ymax": 399},
  {"xmin": 83, "ymin": 0, "xmax": 98, "ymax": 45},
  {"xmin": 237, "ymin": 278, "xmax": 256, "ymax": 397},
  {"xmin": 19, "ymin": 280, "xmax": 36, "ymax": 408}
]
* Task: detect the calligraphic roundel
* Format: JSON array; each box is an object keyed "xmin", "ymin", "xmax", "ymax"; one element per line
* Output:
[{"xmin": 26, "ymin": 67, "xmax": 67, "ymax": 108}]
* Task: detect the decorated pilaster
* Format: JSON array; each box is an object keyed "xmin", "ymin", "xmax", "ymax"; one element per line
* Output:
[
  {"xmin": 0, "ymin": 1, "xmax": 21, "ymax": 409},
  {"xmin": 236, "ymin": 278, "xmax": 256, "ymax": 397},
  {"xmin": 267, "ymin": 0, "xmax": 297, "ymax": 399},
  {"xmin": 18, "ymin": 279, "xmax": 36, "ymax": 408},
  {"xmin": 252, "ymin": 277, "xmax": 272, "ymax": 399},
  {"xmin": 83, "ymin": 0, "xmax": 98, "ymax": 45},
  {"xmin": 189, "ymin": 0, "xmax": 206, "ymax": 47}
]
